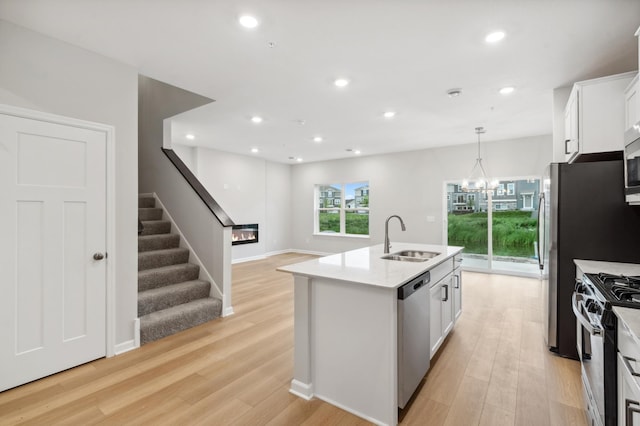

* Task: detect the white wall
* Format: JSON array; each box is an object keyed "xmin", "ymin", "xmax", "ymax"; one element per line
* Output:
[
  {"xmin": 0, "ymin": 20, "xmax": 138, "ymax": 347},
  {"xmin": 171, "ymin": 143, "xmax": 197, "ymax": 175},
  {"xmin": 290, "ymin": 134, "xmax": 553, "ymax": 254},
  {"xmin": 194, "ymin": 148, "xmax": 292, "ymax": 261},
  {"xmin": 265, "ymin": 162, "xmax": 292, "ymax": 254}
]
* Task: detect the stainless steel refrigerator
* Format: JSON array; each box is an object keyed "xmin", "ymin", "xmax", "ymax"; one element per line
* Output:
[{"xmin": 539, "ymin": 158, "xmax": 640, "ymax": 359}]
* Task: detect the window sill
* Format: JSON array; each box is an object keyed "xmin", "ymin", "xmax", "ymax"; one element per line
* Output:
[{"xmin": 313, "ymin": 233, "xmax": 370, "ymax": 239}]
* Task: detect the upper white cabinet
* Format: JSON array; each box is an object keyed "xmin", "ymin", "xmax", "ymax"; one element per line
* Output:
[
  {"xmin": 564, "ymin": 71, "xmax": 636, "ymax": 163},
  {"xmin": 624, "ymin": 74, "xmax": 639, "ymax": 131}
]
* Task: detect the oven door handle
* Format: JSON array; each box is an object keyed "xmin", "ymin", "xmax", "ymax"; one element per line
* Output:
[{"xmin": 571, "ymin": 293, "xmax": 603, "ymax": 337}]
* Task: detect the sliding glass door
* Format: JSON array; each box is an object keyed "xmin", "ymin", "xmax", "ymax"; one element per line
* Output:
[{"xmin": 446, "ymin": 177, "xmax": 541, "ymax": 276}]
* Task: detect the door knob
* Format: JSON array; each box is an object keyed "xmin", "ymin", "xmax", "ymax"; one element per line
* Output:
[{"xmin": 93, "ymin": 253, "xmax": 105, "ymax": 261}]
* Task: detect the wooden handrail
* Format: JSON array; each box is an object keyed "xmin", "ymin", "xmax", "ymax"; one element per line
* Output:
[{"xmin": 161, "ymin": 148, "xmax": 235, "ymax": 227}]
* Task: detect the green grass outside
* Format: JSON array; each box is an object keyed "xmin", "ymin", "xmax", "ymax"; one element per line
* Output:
[
  {"xmin": 448, "ymin": 211, "xmax": 538, "ymax": 258},
  {"xmin": 319, "ymin": 211, "xmax": 369, "ymax": 235}
]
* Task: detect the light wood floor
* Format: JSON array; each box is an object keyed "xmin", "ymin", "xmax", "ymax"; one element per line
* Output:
[{"xmin": 0, "ymin": 253, "xmax": 586, "ymax": 425}]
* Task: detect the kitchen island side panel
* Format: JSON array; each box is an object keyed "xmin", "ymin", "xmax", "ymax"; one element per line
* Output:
[{"xmin": 311, "ymin": 278, "xmax": 398, "ymax": 426}]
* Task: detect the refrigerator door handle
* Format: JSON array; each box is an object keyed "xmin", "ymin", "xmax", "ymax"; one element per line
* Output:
[{"xmin": 537, "ymin": 192, "xmax": 545, "ymax": 270}]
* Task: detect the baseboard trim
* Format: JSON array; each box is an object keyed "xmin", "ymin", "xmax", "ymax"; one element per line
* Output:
[
  {"xmin": 114, "ymin": 339, "xmax": 137, "ymax": 355},
  {"xmin": 232, "ymin": 254, "xmax": 267, "ymax": 264},
  {"xmin": 286, "ymin": 248, "xmax": 333, "ymax": 257},
  {"xmin": 232, "ymin": 249, "xmax": 331, "ymax": 264},
  {"xmin": 289, "ymin": 379, "xmax": 314, "ymax": 400},
  {"xmin": 223, "ymin": 306, "xmax": 235, "ymax": 317}
]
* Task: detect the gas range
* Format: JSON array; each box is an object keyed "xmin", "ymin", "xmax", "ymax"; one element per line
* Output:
[
  {"xmin": 582, "ymin": 273, "xmax": 640, "ymax": 309},
  {"xmin": 577, "ymin": 272, "xmax": 640, "ymax": 426}
]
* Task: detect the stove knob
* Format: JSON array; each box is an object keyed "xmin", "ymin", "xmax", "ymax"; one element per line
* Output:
[
  {"xmin": 584, "ymin": 299, "xmax": 594, "ymax": 310},
  {"xmin": 594, "ymin": 305, "xmax": 602, "ymax": 315},
  {"xmin": 588, "ymin": 302, "xmax": 598, "ymax": 313},
  {"xmin": 575, "ymin": 282, "xmax": 587, "ymax": 293}
]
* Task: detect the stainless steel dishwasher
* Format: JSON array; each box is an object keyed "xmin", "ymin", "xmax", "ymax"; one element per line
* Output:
[{"xmin": 397, "ymin": 271, "xmax": 430, "ymax": 409}]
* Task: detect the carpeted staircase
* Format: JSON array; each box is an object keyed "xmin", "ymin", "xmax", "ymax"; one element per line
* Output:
[{"xmin": 138, "ymin": 195, "xmax": 222, "ymax": 345}]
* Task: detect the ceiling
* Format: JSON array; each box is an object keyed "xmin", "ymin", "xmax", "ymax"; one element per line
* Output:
[{"xmin": 1, "ymin": 1, "xmax": 639, "ymax": 164}]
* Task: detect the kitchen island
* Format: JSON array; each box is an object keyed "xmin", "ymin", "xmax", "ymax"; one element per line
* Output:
[{"xmin": 277, "ymin": 243, "xmax": 463, "ymax": 426}]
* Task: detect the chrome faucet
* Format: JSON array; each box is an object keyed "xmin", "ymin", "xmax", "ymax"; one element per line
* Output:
[{"xmin": 384, "ymin": 215, "xmax": 406, "ymax": 253}]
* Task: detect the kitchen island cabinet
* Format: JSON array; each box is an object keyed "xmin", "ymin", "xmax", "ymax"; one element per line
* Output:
[{"xmin": 278, "ymin": 243, "xmax": 463, "ymax": 426}]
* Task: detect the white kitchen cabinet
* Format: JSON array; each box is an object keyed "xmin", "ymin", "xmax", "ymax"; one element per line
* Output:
[
  {"xmin": 430, "ymin": 272, "xmax": 454, "ymax": 358},
  {"xmin": 624, "ymin": 75, "xmax": 639, "ymax": 131},
  {"xmin": 564, "ymin": 71, "xmax": 636, "ymax": 163},
  {"xmin": 618, "ymin": 317, "xmax": 640, "ymax": 426},
  {"xmin": 453, "ymin": 256, "xmax": 462, "ymax": 321},
  {"xmin": 618, "ymin": 353, "xmax": 640, "ymax": 426}
]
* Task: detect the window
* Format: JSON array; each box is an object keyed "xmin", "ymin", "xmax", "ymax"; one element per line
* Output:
[
  {"xmin": 496, "ymin": 184, "xmax": 505, "ymax": 196},
  {"xmin": 507, "ymin": 183, "xmax": 515, "ymax": 195},
  {"xmin": 316, "ymin": 182, "xmax": 369, "ymax": 236}
]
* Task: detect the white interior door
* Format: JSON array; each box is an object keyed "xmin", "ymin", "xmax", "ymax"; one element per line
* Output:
[{"xmin": 0, "ymin": 112, "xmax": 107, "ymax": 392}]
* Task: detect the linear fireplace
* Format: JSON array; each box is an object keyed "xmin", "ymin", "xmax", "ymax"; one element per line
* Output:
[{"xmin": 232, "ymin": 224, "xmax": 259, "ymax": 245}]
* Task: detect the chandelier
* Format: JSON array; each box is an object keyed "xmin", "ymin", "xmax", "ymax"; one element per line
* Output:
[{"xmin": 461, "ymin": 127, "xmax": 499, "ymax": 192}]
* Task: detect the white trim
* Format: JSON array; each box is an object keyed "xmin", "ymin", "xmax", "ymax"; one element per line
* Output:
[
  {"xmin": 114, "ymin": 339, "xmax": 137, "ymax": 355},
  {"xmin": 152, "ymin": 193, "xmax": 224, "ymax": 301},
  {"xmin": 232, "ymin": 254, "xmax": 267, "ymax": 264},
  {"xmin": 0, "ymin": 104, "xmax": 118, "ymax": 358},
  {"xmin": 134, "ymin": 317, "xmax": 140, "ymax": 348},
  {"xmin": 222, "ymin": 306, "xmax": 235, "ymax": 317},
  {"xmin": 289, "ymin": 379, "xmax": 314, "ymax": 400},
  {"xmin": 312, "ymin": 232, "xmax": 370, "ymax": 239}
]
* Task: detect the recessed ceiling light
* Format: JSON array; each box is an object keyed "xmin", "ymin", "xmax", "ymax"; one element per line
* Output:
[
  {"xmin": 499, "ymin": 86, "xmax": 515, "ymax": 95},
  {"xmin": 185, "ymin": 134, "xmax": 195, "ymax": 140},
  {"xmin": 251, "ymin": 148, "xmax": 259, "ymax": 153},
  {"xmin": 383, "ymin": 111, "xmax": 396, "ymax": 119},
  {"xmin": 334, "ymin": 78, "xmax": 350, "ymax": 88},
  {"xmin": 313, "ymin": 136, "xmax": 323, "ymax": 143},
  {"xmin": 485, "ymin": 31, "xmax": 505, "ymax": 43},
  {"xmin": 251, "ymin": 116, "xmax": 263, "ymax": 124},
  {"xmin": 447, "ymin": 88, "xmax": 463, "ymax": 98},
  {"xmin": 239, "ymin": 15, "xmax": 259, "ymax": 29},
  {"xmin": 296, "ymin": 157, "xmax": 303, "ymax": 162},
  {"xmin": 354, "ymin": 150, "xmax": 361, "ymax": 155}
]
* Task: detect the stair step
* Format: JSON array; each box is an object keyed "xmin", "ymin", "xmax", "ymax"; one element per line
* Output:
[
  {"xmin": 138, "ymin": 263, "xmax": 200, "ymax": 291},
  {"xmin": 138, "ymin": 248, "xmax": 189, "ymax": 271},
  {"xmin": 138, "ymin": 197, "xmax": 155, "ymax": 208},
  {"xmin": 138, "ymin": 234, "xmax": 180, "ymax": 252},
  {"xmin": 138, "ymin": 280, "xmax": 211, "ymax": 317},
  {"xmin": 140, "ymin": 220, "xmax": 171, "ymax": 236},
  {"xmin": 139, "ymin": 298, "xmax": 222, "ymax": 345},
  {"xmin": 138, "ymin": 207, "xmax": 163, "ymax": 221}
]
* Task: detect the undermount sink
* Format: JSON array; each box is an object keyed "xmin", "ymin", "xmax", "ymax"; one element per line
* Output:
[{"xmin": 381, "ymin": 250, "xmax": 440, "ymax": 262}]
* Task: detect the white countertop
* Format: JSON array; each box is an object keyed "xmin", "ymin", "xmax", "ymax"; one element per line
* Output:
[
  {"xmin": 575, "ymin": 259, "xmax": 640, "ymax": 348},
  {"xmin": 277, "ymin": 243, "xmax": 463, "ymax": 289}
]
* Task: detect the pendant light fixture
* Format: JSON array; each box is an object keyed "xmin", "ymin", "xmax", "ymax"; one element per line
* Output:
[{"xmin": 461, "ymin": 127, "xmax": 499, "ymax": 192}]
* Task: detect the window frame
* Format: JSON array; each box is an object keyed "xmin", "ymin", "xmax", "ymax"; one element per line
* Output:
[{"xmin": 315, "ymin": 182, "xmax": 370, "ymax": 237}]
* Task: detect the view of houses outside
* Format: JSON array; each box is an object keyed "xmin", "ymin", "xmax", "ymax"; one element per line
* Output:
[
  {"xmin": 317, "ymin": 182, "xmax": 369, "ymax": 235},
  {"xmin": 447, "ymin": 179, "xmax": 540, "ymax": 261}
]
